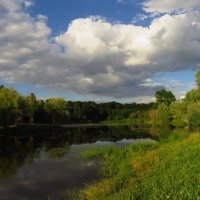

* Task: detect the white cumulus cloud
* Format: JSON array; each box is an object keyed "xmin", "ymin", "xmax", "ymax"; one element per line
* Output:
[
  {"xmin": 143, "ymin": 0, "xmax": 200, "ymax": 14},
  {"xmin": 0, "ymin": 0, "xmax": 200, "ymax": 99}
]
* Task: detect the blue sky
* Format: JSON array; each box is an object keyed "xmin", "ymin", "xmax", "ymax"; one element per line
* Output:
[
  {"xmin": 0, "ymin": 0, "xmax": 199, "ymax": 102},
  {"xmin": 30, "ymin": 0, "xmax": 145, "ymax": 33}
]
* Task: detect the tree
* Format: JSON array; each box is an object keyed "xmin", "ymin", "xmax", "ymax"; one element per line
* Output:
[
  {"xmin": 195, "ymin": 69, "xmax": 200, "ymax": 88},
  {"xmin": 34, "ymin": 99, "xmax": 46, "ymax": 123},
  {"xmin": 184, "ymin": 89, "xmax": 200, "ymax": 103},
  {"xmin": 170, "ymin": 101, "xmax": 187, "ymax": 127},
  {"xmin": 25, "ymin": 93, "xmax": 37, "ymax": 123},
  {"xmin": 44, "ymin": 98, "xmax": 68, "ymax": 124},
  {"xmin": 156, "ymin": 103, "xmax": 170, "ymax": 127},
  {"xmin": 0, "ymin": 87, "xmax": 21, "ymax": 126},
  {"xmin": 187, "ymin": 102, "xmax": 200, "ymax": 131},
  {"xmin": 184, "ymin": 69, "xmax": 200, "ymax": 103},
  {"xmin": 155, "ymin": 89, "xmax": 176, "ymax": 106},
  {"xmin": 148, "ymin": 109, "xmax": 157, "ymax": 127}
]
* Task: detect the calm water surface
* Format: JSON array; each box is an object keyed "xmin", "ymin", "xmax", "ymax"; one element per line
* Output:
[{"xmin": 0, "ymin": 125, "xmax": 156, "ymax": 200}]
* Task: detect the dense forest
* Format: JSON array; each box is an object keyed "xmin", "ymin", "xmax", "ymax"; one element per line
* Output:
[
  {"xmin": 1, "ymin": 69, "xmax": 200, "ymax": 130},
  {"xmin": 0, "ymin": 86, "xmax": 155, "ymax": 126}
]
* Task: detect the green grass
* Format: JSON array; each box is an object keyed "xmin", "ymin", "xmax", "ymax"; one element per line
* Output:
[{"xmin": 75, "ymin": 132, "xmax": 200, "ymax": 200}]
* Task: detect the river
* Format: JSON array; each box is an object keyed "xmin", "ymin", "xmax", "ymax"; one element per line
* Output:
[{"xmin": 0, "ymin": 125, "xmax": 156, "ymax": 200}]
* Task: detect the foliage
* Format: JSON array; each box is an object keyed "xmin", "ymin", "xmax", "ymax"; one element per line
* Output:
[
  {"xmin": 0, "ymin": 87, "xmax": 21, "ymax": 126},
  {"xmin": 195, "ymin": 69, "xmax": 200, "ymax": 88},
  {"xmin": 170, "ymin": 101, "xmax": 187, "ymax": 127},
  {"xmin": 155, "ymin": 89, "xmax": 176, "ymax": 106},
  {"xmin": 184, "ymin": 88, "xmax": 200, "ymax": 102},
  {"xmin": 156, "ymin": 103, "xmax": 170, "ymax": 127},
  {"xmin": 25, "ymin": 93, "xmax": 37, "ymax": 123},
  {"xmin": 44, "ymin": 98, "xmax": 68, "ymax": 124},
  {"xmin": 1, "ymin": 69, "xmax": 200, "ymax": 129},
  {"xmin": 0, "ymin": 86, "xmax": 156, "ymax": 126},
  {"xmin": 148, "ymin": 109, "xmax": 157, "ymax": 127},
  {"xmin": 187, "ymin": 102, "xmax": 200, "ymax": 131},
  {"xmin": 130, "ymin": 110, "xmax": 149, "ymax": 127}
]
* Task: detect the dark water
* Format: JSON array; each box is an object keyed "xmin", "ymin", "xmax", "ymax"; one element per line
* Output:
[{"xmin": 0, "ymin": 125, "xmax": 155, "ymax": 200}]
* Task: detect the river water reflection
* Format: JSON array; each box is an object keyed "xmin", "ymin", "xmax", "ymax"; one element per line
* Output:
[{"xmin": 0, "ymin": 125, "xmax": 157, "ymax": 200}]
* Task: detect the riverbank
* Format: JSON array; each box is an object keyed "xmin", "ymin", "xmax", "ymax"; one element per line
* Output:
[
  {"xmin": 74, "ymin": 131, "xmax": 200, "ymax": 200},
  {"xmin": 0, "ymin": 122, "xmax": 129, "ymax": 130}
]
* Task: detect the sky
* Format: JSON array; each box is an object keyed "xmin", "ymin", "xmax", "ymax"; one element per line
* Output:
[{"xmin": 0, "ymin": 0, "xmax": 200, "ymax": 103}]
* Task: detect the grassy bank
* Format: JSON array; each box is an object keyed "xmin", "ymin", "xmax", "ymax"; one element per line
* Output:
[{"xmin": 74, "ymin": 132, "xmax": 200, "ymax": 200}]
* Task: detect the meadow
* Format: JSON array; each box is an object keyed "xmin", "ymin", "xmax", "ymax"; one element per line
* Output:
[{"xmin": 74, "ymin": 131, "xmax": 200, "ymax": 200}]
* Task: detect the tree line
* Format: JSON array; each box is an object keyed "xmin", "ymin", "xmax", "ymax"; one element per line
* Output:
[
  {"xmin": 148, "ymin": 69, "xmax": 200, "ymax": 131},
  {"xmin": 1, "ymin": 69, "xmax": 200, "ymax": 130},
  {"xmin": 0, "ymin": 85, "xmax": 154, "ymax": 127}
]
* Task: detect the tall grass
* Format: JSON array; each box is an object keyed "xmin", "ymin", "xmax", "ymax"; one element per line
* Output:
[
  {"xmin": 77, "ymin": 141, "xmax": 158, "ymax": 199},
  {"xmin": 75, "ymin": 132, "xmax": 200, "ymax": 200}
]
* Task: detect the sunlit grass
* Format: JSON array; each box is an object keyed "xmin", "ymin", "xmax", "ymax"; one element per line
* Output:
[
  {"xmin": 75, "ymin": 132, "xmax": 200, "ymax": 200},
  {"xmin": 77, "ymin": 141, "xmax": 158, "ymax": 199}
]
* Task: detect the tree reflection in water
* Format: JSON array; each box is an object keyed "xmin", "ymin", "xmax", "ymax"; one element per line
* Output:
[{"xmin": 0, "ymin": 125, "xmax": 157, "ymax": 199}]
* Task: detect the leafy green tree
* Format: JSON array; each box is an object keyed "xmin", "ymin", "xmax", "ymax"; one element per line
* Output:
[
  {"xmin": 195, "ymin": 69, "xmax": 200, "ymax": 88},
  {"xmin": 44, "ymin": 98, "xmax": 68, "ymax": 124},
  {"xmin": 82, "ymin": 102, "xmax": 100, "ymax": 121},
  {"xmin": 170, "ymin": 101, "xmax": 187, "ymax": 127},
  {"xmin": 148, "ymin": 109, "xmax": 157, "ymax": 127},
  {"xmin": 25, "ymin": 93, "xmax": 37, "ymax": 123},
  {"xmin": 72, "ymin": 102, "xmax": 83, "ymax": 120},
  {"xmin": 0, "ymin": 87, "xmax": 21, "ymax": 126},
  {"xmin": 184, "ymin": 89, "xmax": 200, "ymax": 102},
  {"xmin": 184, "ymin": 69, "xmax": 200, "ymax": 102},
  {"xmin": 156, "ymin": 103, "xmax": 170, "ymax": 127},
  {"xmin": 187, "ymin": 102, "xmax": 200, "ymax": 131},
  {"xmin": 34, "ymin": 99, "xmax": 46, "ymax": 123},
  {"xmin": 155, "ymin": 89, "xmax": 176, "ymax": 106},
  {"xmin": 130, "ymin": 111, "xmax": 149, "ymax": 127},
  {"xmin": 68, "ymin": 101, "xmax": 101, "ymax": 122}
]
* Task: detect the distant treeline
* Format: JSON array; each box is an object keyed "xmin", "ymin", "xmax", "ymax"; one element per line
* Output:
[
  {"xmin": 1, "ymin": 69, "xmax": 200, "ymax": 130},
  {"xmin": 0, "ymin": 85, "xmax": 154, "ymax": 126}
]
